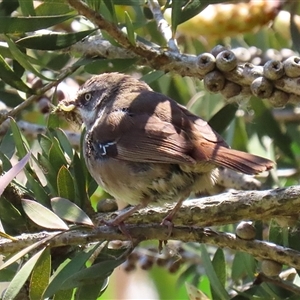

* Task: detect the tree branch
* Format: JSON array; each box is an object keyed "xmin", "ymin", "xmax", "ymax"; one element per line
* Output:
[
  {"xmin": 95, "ymin": 186, "xmax": 300, "ymax": 227},
  {"xmin": 1, "ymin": 226, "xmax": 300, "ymax": 270}
]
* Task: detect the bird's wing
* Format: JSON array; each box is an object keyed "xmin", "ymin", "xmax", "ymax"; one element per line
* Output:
[{"xmin": 89, "ymin": 111, "xmax": 197, "ymax": 164}]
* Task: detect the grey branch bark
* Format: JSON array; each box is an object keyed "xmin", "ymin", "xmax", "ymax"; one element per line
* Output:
[
  {"xmin": 1, "ymin": 186, "xmax": 300, "ymax": 269},
  {"xmin": 96, "ymin": 186, "xmax": 300, "ymax": 227}
]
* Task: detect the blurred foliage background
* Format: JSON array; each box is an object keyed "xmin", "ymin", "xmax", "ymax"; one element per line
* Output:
[{"xmin": 1, "ymin": 0, "xmax": 300, "ymax": 299}]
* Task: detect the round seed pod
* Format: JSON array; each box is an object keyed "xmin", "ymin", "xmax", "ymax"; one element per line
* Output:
[
  {"xmin": 220, "ymin": 81, "xmax": 242, "ymax": 99},
  {"xmin": 196, "ymin": 53, "xmax": 216, "ymax": 75},
  {"xmin": 216, "ymin": 50, "xmax": 237, "ymax": 72},
  {"xmin": 232, "ymin": 47, "xmax": 251, "ymax": 62},
  {"xmin": 139, "ymin": 255, "xmax": 155, "ymax": 271},
  {"xmin": 37, "ymin": 97, "xmax": 51, "ymax": 114},
  {"xmin": 268, "ymin": 89, "xmax": 289, "ymax": 108},
  {"xmin": 261, "ymin": 259, "xmax": 282, "ymax": 277},
  {"xmin": 251, "ymin": 76, "xmax": 273, "ymax": 98},
  {"xmin": 211, "ymin": 45, "xmax": 227, "ymax": 57},
  {"xmin": 204, "ymin": 70, "xmax": 225, "ymax": 92},
  {"xmin": 236, "ymin": 221, "xmax": 256, "ymax": 240},
  {"xmin": 167, "ymin": 259, "xmax": 181, "ymax": 273},
  {"xmin": 263, "ymin": 60, "xmax": 285, "ymax": 80},
  {"xmin": 123, "ymin": 260, "xmax": 136, "ymax": 272},
  {"xmin": 283, "ymin": 56, "xmax": 300, "ymax": 77},
  {"xmin": 96, "ymin": 198, "xmax": 118, "ymax": 213}
]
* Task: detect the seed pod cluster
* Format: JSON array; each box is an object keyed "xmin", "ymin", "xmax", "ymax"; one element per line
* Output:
[
  {"xmin": 123, "ymin": 244, "xmax": 200, "ymax": 274},
  {"xmin": 195, "ymin": 45, "xmax": 300, "ymax": 107}
]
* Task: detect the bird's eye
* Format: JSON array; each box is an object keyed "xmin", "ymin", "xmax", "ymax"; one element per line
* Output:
[
  {"xmin": 79, "ymin": 92, "xmax": 93, "ymax": 107},
  {"xmin": 84, "ymin": 93, "xmax": 92, "ymax": 102}
]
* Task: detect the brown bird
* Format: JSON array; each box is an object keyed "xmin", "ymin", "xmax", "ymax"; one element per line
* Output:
[{"xmin": 59, "ymin": 72, "xmax": 273, "ymax": 227}]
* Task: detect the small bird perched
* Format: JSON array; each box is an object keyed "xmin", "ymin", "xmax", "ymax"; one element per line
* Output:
[{"xmin": 58, "ymin": 72, "xmax": 273, "ymax": 226}]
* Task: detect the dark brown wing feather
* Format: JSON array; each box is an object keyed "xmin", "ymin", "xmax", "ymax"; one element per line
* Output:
[{"xmin": 91, "ymin": 89, "xmax": 273, "ymax": 173}]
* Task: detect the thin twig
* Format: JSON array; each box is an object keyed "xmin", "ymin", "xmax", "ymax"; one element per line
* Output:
[
  {"xmin": 0, "ymin": 66, "xmax": 79, "ymax": 125},
  {"xmin": 147, "ymin": 0, "xmax": 179, "ymax": 53}
]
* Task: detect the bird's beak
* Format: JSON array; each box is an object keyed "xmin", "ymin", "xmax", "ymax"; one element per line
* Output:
[{"xmin": 58, "ymin": 100, "xmax": 76, "ymax": 112}]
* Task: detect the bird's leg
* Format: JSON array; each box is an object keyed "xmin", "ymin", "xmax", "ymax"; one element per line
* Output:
[
  {"xmin": 105, "ymin": 203, "xmax": 146, "ymax": 226},
  {"xmin": 160, "ymin": 197, "xmax": 186, "ymax": 239},
  {"xmin": 103, "ymin": 203, "xmax": 147, "ymax": 241}
]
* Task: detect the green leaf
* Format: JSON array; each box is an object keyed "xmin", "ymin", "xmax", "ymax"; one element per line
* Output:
[
  {"xmin": 52, "ymin": 289, "xmax": 73, "ymax": 300},
  {"xmin": 211, "ymin": 248, "xmax": 226, "ymax": 300},
  {"xmin": 176, "ymin": 0, "xmax": 231, "ymax": 25},
  {"xmin": 0, "ymin": 14, "xmax": 75, "ymax": 34},
  {"xmin": 0, "ymin": 152, "xmax": 30, "ymax": 196},
  {"xmin": 0, "ymin": 129, "xmax": 15, "ymax": 159},
  {"xmin": 9, "ymin": 118, "xmax": 29, "ymax": 158},
  {"xmin": 0, "ymin": 235, "xmax": 53, "ymax": 271},
  {"xmin": 51, "ymin": 197, "xmax": 94, "ymax": 226},
  {"xmin": 171, "ymin": 0, "xmax": 185, "ymax": 34},
  {"xmin": 290, "ymin": 3, "xmax": 300, "ymax": 53},
  {"xmin": 18, "ymin": 0, "xmax": 35, "ymax": 16},
  {"xmin": 0, "ymin": 54, "xmax": 32, "ymax": 93},
  {"xmin": 38, "ymin": 134, "xmax": 52, "ymax": 157},
  {"xmin": 2, "ymin": 248, "xmax": 47, "ymax": 300},
  {"xmin": 250, "ymin": 98, "xmax": 294, "ymax": 160},
  {"xmin": 0, "ymin": 90, "xmax": 24, "ymax": 107},
  {"xmin": 22, "ymin": 199, "xmax": 69, "ymax": 230},
  {"xmin": 29, "ymin": 248, "xmax": 51, "ymax": 300},
  {"xmin": 208, "ymin": 104, "xmax": 238, "ymax": 135},
  {"xmin": 36, "ymin": 153, "xmax": 57, "ymax": 194},
  {"xmin": 60, "ymin": 258, "xmax": 125, "ymax": 290},
  {"xmin": 141, "ymin": 70, "xmax": 165, "ymax": 84},
  {"xmin": 25, "ymin": 170, "xmax": 50, "ymax": 207},
  {"xmin": 201, "ymin": 245, "xmax": 230, "ymax": 300},
  {"xmin": 103, "ymin": 0, "xmax": 117, "ymax": 23},
  {"xmin": 72, "ymin": 152, "xmax": 89, "ymax": 206},
  {"xmin": 0, "ymin": 197, "xmax": 24, "ymax": 227},
  {"xmin": 48, "ymin": 137, "xmax": 68, "ymax": 172},
  {"xmin": 4, "ymin": 35, "xmax": 54, "ymax": 81},
  {"xmin": 35, "ymin": 0, "xmax": 73, "ymax": 16},
  {"xmin": 84, "ymin": 58, "xmax": 137, "ymax": 74},
  {"xmin": 124, "ymin": 11, "xmax": 136, "ymax": 45},
  {"xmin": 57, "ymin": 166, "xmax": 76, "ymax": 202},
  {"xmin": 51, "ymin": 128, "xmax": 74, "ymax": 160},
  {"xmin": 16, "ymin": 29, "xmax": 96, "ymax": 50},
  {"xmin": 76, "ymin": 278, "xmax": 109, "ymax": 300},
  {"xmin": 44, "ymin": 244, "xmax": 101, "ymax": 298}
]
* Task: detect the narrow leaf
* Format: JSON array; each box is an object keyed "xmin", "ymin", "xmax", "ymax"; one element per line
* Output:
[
  {"xmin": 212, "ymin": 248, "xmax": 226, "ymax": 287},
  {"xmin": 10, "ymin": 118, "xmax": 28, "ymax": 158},
  {"xmin": 57, "ymin": 166, "xmax": 76, "ymax": 202},
  {"xmin": 208, "ymin": 104, "xmax": 238, "ymax": 134},
  {"xmin": 0, "ymin": 235, "xmax": 56, "ymax": 272},
  {"xmin": 18, "ymin": 0, "xmax": 35, "ymax": 16},
  {"xmin": 171, "ymin": 0, "xmax": 185, "ymax": 34},
  {"xmin": 22, "ymin": 199, "xmax": 69, "ymax": 230},
  {"xmin": 0, "ymin": 54, "xmax": 32, "ymax": 93},
  {"xmin": 0, "ymin": 15, "xmax": 75, "ymax": 34},
  {"xmin": 201, "ymin": 245, "xmax": 230, "ymax": 300},
  {"xmin": 51, "ymin": 197, "xmax": 94, "ymax": 226},
  {"xmin": 84, "ymin": 58, "xmax": 137, "ymax": 74},
  {"xmin": 60, "ymin": 259, "xmax": 125, "ymax": 290},
  {"xmin": 2, "ymin": 248, "xmax": 46, "ymax": 300},
  {"xmin": 16, "ymin": 29, "xmax": 96, "ymax": 50},
  {"xmin": 44, "ymin": 244, "xmax": 101, "ymax": 298},
  {"xmin": 124, "ymin": 11, "xmax": 136, "ymax": 45},
  {"xmin": 29, "ymin": 248, "xmax": 51, "ymax": 300},
  {"xmin": 4, "ymin": 35, "xmax": 54, "ymax": 81},
  {"xmin": 0, "ymin": 152, "xmax": 30, "ymax": 196}
]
